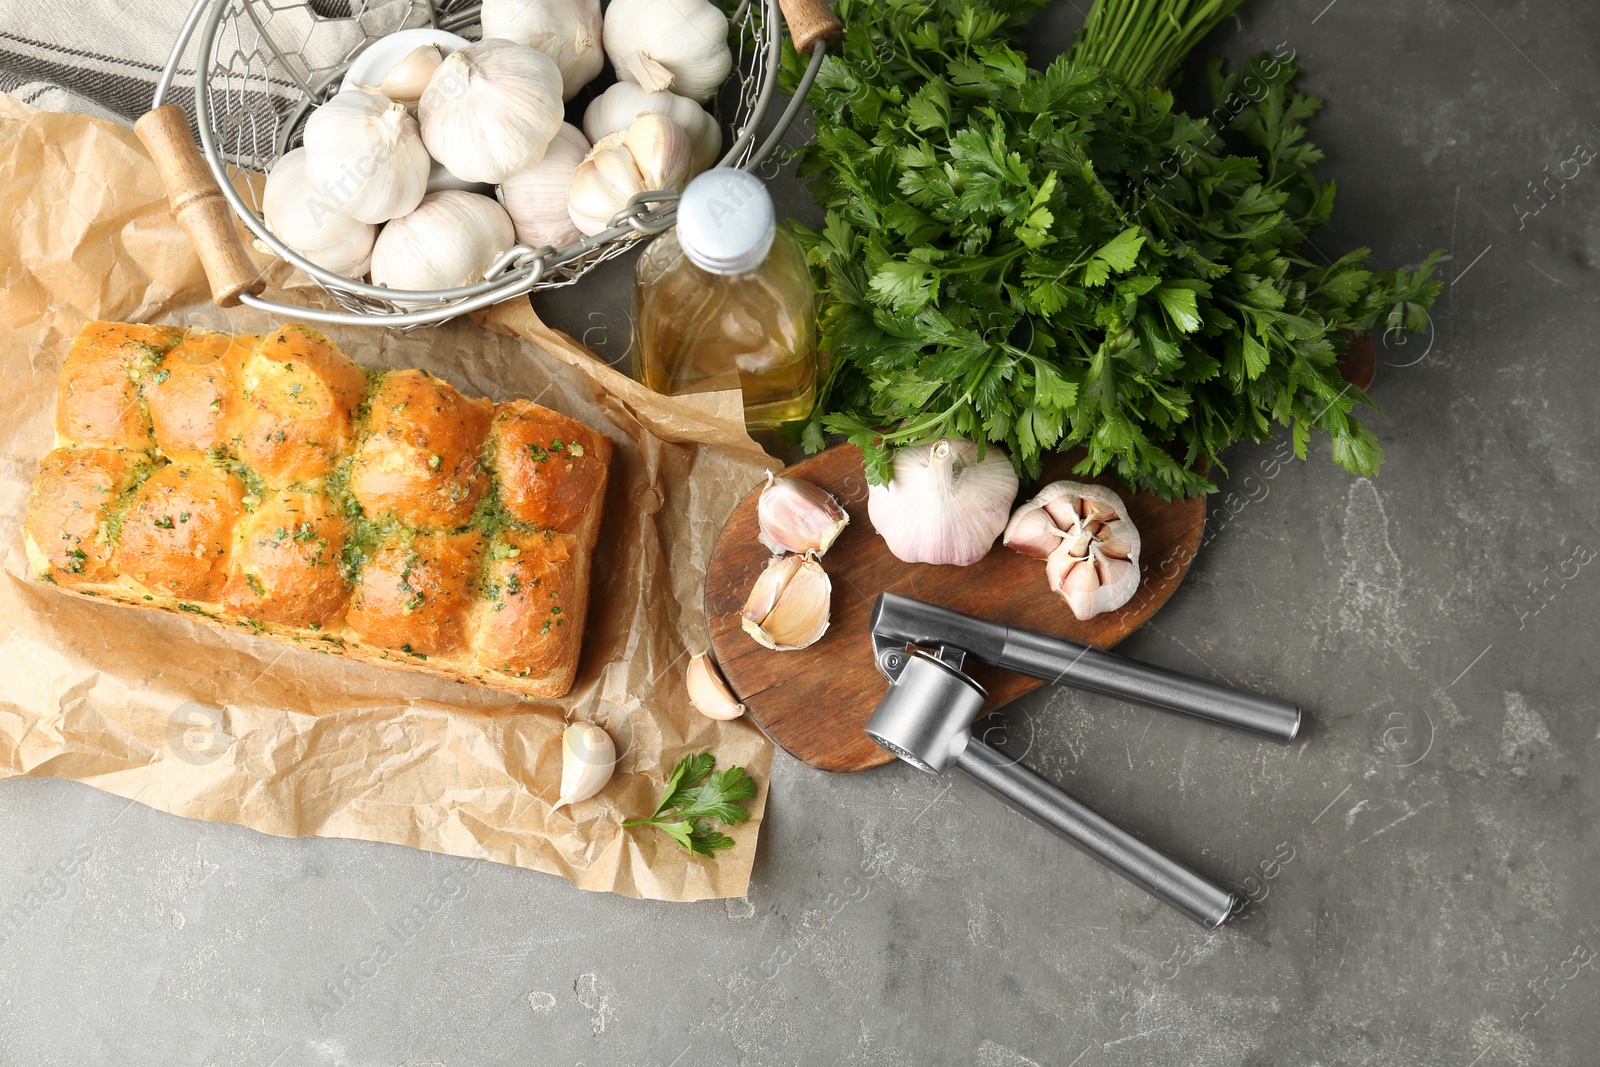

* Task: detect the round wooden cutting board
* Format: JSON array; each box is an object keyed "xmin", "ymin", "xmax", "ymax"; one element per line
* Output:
[{"xmin": 703, "ymin": 445, "xmax": 1207, "ymax": 773}]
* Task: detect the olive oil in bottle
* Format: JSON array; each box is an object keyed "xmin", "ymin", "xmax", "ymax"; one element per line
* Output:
[{"xmin": 634, "ymin": 169, "xmax": 817, "ymax": 429}]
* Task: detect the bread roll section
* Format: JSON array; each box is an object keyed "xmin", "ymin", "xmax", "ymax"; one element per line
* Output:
[{"xmin": 24, "ymin": 321, "xmax": 613, "ymax": 700}]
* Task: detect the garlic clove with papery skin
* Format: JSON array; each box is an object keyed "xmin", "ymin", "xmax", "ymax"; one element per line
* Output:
[
  {"xmin": 742, "ymin": 554, "xmax": 831, "ymax": 651},
  {"xmin": 554, "ymin": 721, "xmax": 616, "ymax": 809},
  {"xmin": 566, "ymin": 115, "xmax": 691, "ymax": 236},
  {"xmin": 302, "ymin": 88, "xmax": 431, "ymax": 224},
  {"xmin": 567, "ymin": 131, "xmax": 646, "ymax": 236},
  {"xmin": 481, "ymin": 0, "xmax": 604, "ymax": 101},
  {"xmin": 419, "ymin": 38, "xmax": 565, "ymax": 185},
  {"xmin": 1007, "ymin": 481, "xmax": 1142, "ymax": 621},
  {"xmin": 582, "ymin": 82, "xmax": 721, "ymax": 174},
  {"xmin": 602, "ymin": 0, "xmax": 732, "ymax": 103},
  {"xmin": 370, "ymin": 190, "xmax": 516, "ymax": 292},
  {"xmin": 686, "ymin": 652, "xmax": 745, "ymax": 720},
  {"xmin": 757, "ymin": 472, "xmax": 848, "ymax": 557},
  {"xmin": 621, "ymin": 113, "xmax": 693, "ymax": 191},
  {"xmin": 340, "ymin": 28, "xmax": 470, "ymax": 97},
  {"xmin": 866, "ymin": 439, "xmax": 1020, "ymax": 566},
  {"xmin": 367, "ymin": 44, "xmax": 444, "ymax": 108}
]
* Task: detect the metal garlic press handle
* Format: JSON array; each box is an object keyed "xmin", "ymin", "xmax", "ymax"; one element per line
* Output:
[
  {"xmin": 871, "ymin": 593, "xmax": 1302, "ymax": 743},
  {"xmin": 955, "ymin": 739, "xmax": 1240, "ymax": 928}
]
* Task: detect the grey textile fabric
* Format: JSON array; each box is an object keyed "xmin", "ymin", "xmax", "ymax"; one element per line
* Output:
[{"xmin": 0, "ymin": 0, "xmax": 431, "ymax": 134}]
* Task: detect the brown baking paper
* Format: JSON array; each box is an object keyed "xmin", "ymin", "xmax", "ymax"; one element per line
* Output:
[{"xmin": 0, "ymin": 95, "xmax": 779, "ymax": 901}]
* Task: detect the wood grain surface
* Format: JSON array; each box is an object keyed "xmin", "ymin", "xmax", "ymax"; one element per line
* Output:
[{"xmin": 704, "ymin": 446, "xmax": 1207, "ymax": 773}]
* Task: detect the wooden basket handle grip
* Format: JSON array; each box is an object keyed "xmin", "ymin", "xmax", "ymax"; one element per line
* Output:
[
  {"xmin": 134, "ymin": 105, "xmax": 266, "ymax": 309},
  {"xmin": 777, "ymin": 0, "xmax": 841, "ymax": 56}
]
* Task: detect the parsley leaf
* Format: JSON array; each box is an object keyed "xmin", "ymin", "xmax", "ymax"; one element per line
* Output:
[
  {"xmin": 622, "ymin": 753, "xmax": 759, "ymax": 857},
  {"xmin": 781, "ymin": 0, "xmax": 1443, "ymax": 499}
]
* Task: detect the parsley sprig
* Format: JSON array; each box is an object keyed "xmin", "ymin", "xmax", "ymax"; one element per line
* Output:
[
  {"xmin": 781, "ymin": 0, "xmax": 1443, "ymax": 499},
  {"xmin": 622, "ymin": 753, "xmax": 758, "ymax": 857}
]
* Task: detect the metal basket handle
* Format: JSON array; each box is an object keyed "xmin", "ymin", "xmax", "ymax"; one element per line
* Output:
[
  {"xmin": 133, "ymin": 104, "xmax": 266, "ymax": 309},
  {"xmin": 777, "ymin": 0, "xmax": 842, "ymax": 54}
]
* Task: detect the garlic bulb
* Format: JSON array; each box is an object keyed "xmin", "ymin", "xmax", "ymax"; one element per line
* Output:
[
  {"xmin": 686, "ymin": 652, "xmax": 745, "ymax": 720},
  {"xmin": 419, "ymin": 38, "xmax": 565, "ymax": 185},
  {"xmin": 757, "ymin": 472, "xmax": 848, "ymax": 557},
  {"xmin": 1005, "ymin": 481, "xmax": 1142, "ymax": 621},
  {"xmin": 603, "ymin": 0, "xmax": 732, "ymax": 103},
  {"xmin": 867, "ymin": 439, "xmax": 1019, "ymax": 566},
  {"xmin": 498, "ymin": 122, "xmax": 589, "ymax": 249},
  {"xmin": 302, "ymin": 89, "xmax": 430, "ymax": 224},
  {"xmin": 370, "ymin": 190, "xmax": 515, "ymax": 291},
  {"xmin": 582, "ymin": 82, "xmax": 721, "ymax": 173},
  {"xmin": 365, "ymin": 44, "xmax": 443, "ymax": 108},
  {"xmin": 742, "ymin": 554, "xmax": 831, "ymax": 651},
  {"xmin": 480, "ymin": 0, "xmax": 604, "ymax": 101},
  {"xmin": 261, "ymin": 147, "xmax": 376, "ymax": 278},
  {"xmin": 567, "ymin": 114, "xmax": 692, "ymax": 236},
  {"xmin": 554, "ymin": 721, "xmax": 615, "ymax": 808}
]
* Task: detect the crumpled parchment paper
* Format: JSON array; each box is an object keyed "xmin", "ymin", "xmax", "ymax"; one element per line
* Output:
[{"xmin": 0, "ymin": 95, "xmax": 778, "ymax": 902}]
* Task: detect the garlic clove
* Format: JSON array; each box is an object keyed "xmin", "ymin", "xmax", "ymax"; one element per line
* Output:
[
  {"xmin": 370, "ymin": 189, "xmax": 516, "ymax": 292},
  {"xmin": 302, "ymin": 89, "xmax": 431, "ymax": 224},
  {"xmin": 757, "ymin": 472, "xmax": 849, "ymax": 557},
  {"xmin": 686, "ymin": 652, "xmax": 745, "ymax": 719},
  {"xmin": 621, "ymin": 113, "xmax": 693, "ymax": 191},
  {"xmin": 567, "ymin": 134, "xmax": 647, "ymax": 236},
  {"xmin": 742, "ymin": 554, "xmax": 831, "ymax": 651},
  {"xmin": 1095, "ymin": 519, "xmax": 1137, "ymax": 560},
  {"xmin": 581, "ymin": 82, "xmax": 722, "ymax": 173},
  {"xmin": 566, "ymin": 116, "xmax": 691, "ymax": 236},
  {"xmin": 419, "ymin": 38, "xmax": 566, "ymax": 185},
  {"xmin": 1013, "ymin": 481, "xmax": 1142, "ymax": 620},
  {"xmin": 866, "ymin": 438, "xmax": 1020, "ymax": 566},
  {"xmin": 1083, "ymin": 499, "xmax": 1119, "ymax": 523},
  {"xmin": 498, "ymin": 122, "xmax": 589, "ymax": 249},
  {"xmin": 603, "ymin": 0, "xmax": 732, "ymax": 103},
  {"xmin": 481, "ymin": 0, "xmax": 604, "ymax": 100},
  {"xmin": 368, "ymin": 44, "xmax": 443, "ymax": 108},
  {"xmin": 554, "ymin": 721, "xmax": 616, "ymax": 809},
  {"xmin": 261, "ymin": 147, "xmax": 376, "ymax": 278},
  {"xmin": 1096, "ymin": 555, "xmax": 1135, "ymax": 587},
  {"xmin": 1001, "ymin": 503, "xmax": 1065, "ymax": 560},
  {"xmin": 340, "ymin": 28, "xmax": 469, "ymax": 97},
  {"xmin": 1049, "ymin": 549, "xmax": 1104, "ymax": 622},
  {"xmin": 1041, "ymin": 496, "xmax": 1081, "ymax": 531}
]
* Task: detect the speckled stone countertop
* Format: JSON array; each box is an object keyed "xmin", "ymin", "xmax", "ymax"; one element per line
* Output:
[{"xmin": 4, "ymin": 2, "xmax": 1598, "ymax": 1063}]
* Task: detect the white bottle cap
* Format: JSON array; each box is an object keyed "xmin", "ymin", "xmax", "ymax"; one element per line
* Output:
[{"xmin": 675, "ymin": 168, "xmax": 776, "ymax": 275}]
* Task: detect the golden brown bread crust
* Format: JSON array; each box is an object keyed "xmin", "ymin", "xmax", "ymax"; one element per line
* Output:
[
  {"xmin": 349, "ymin": 369, "xmax": 493, "ymax": 528},
  {"xmin": 112, "ymin": 463, "xmax": 246, "ymax": 600},
  {"xmin": 237, "ymin": 325, "xmax": 367, "ymax": 486},
  {"xmin": 24, "ymin": 446, "xmax": 143, "ymax": 586},
  {"xmin": 55, "ymin": 322, "xmax": 183, "ymax": 448},
  {"xmin": 26, "ymin": 321, "xmax": 612, "ymax": 700},
  {"xmin": 474, "ymin": 529, "xmax": 580, "ymax": 681},
  {"xmin": 147, "ymin": 331, "xmax": 255, "ymax": 463},
  {"xmin": 346, "ymin": 529, "xmax": 486, "ymax": 656},
  {"xmin": 221, "ymin": 488, "xmax": 351, "ymax": 628},
  {"xmin": 489, "ymin": 401, "xmax": 613, "ymax": 533}
]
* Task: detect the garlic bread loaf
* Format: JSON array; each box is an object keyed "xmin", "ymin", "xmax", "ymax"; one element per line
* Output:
[{"xmin": 24, "ymin": 321, "xmax": 612, "ymax": 699}]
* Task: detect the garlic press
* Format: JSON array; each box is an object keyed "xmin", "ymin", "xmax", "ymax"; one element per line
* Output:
[{"xmin": 866, "ymin": 593, "xmax": 1301, "ymax": 927}]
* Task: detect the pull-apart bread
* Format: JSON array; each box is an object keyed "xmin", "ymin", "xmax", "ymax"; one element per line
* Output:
[{"xmin": 24, "ymin": 322, "xmax": 612, "ymax": 699}]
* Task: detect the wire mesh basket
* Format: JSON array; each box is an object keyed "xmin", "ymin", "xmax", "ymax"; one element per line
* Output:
[{"xmin": 145, "ymin": 0, "xmax": 834, "ymax": 328}]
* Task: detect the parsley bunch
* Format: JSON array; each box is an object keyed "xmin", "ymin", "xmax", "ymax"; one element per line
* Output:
[
  {"xmin": 781, "ymin": 0, "xmax": 1442, "ymax": 498},
  {"xmin": 622, "ymin": 753, "xmax": 758, "ymax": 856}
]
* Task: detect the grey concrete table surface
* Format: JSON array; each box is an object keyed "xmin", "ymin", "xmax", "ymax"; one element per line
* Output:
[{"xmin": 4, "ymin": 3, "xmax": 1600, "ymax": 1065}]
